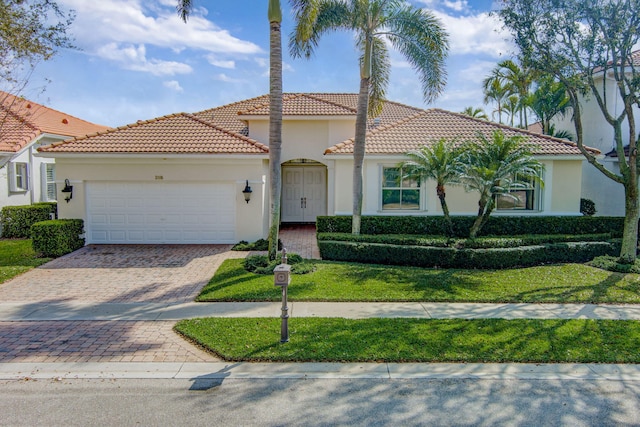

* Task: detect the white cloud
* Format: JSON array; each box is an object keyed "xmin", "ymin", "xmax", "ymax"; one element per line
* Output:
[
  {"xmin": 206, "ymin": 55, "xmax": 236, "ymax": 69},
  {"xmin": 214, "ymin": 73, "xmax": 244, "ymax": 83},
  {"xmin": 457, "ymin": 60, "xmax": 497, "ymax": 84},
  {"xmin": 61, "ymin": 0, "xmax": 261, "ymax": 54},
  {"xmin": 163, "ymin": 80, "xmax": 184, "ymax": 92},
  {"xmin": 433, "ymin": 11, "xmax": 513, "ymax": 57},
  {"xmin": 59, "ymin": 0, "xmax": 262, "ymax": 75},
  {"xmin": 442, "ymin": 0, "xmax": 468, "ymax": 12},
  {"xmin": 96, "ymin": 43, "xmax": 193, "ymax": 76}
]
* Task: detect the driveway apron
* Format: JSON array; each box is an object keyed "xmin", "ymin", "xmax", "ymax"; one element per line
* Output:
[{"xmin": 0, "ymin": 245, "xmax": 243, "ymax": 363}]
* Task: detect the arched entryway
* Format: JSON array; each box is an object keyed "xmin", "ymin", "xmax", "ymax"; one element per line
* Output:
[{"xmin": 281, "ymin": 159, "xmax": 327, "ymax": 223}]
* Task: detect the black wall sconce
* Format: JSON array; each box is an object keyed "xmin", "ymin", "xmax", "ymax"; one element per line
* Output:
[
  {"xmin": 61, "ymin": 179, "xmax": 73, "ymax": 203},
  {"xmin": 242, "ymin": 180, "xmax": 252, "ymax": 204}
]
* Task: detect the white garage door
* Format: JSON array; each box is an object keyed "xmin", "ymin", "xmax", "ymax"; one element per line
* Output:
[{"xmin": 86, "ymin": 181, "xmax": 236, "ymax": 244}]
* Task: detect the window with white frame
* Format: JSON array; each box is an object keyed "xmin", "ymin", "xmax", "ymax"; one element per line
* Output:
[
  {"xmin": 495, "ymin": 173, "xmax": 541, "ymax": 211},
  {"xmin": 43, "ymin": 163, "xmax": 56, "ymax": 201},
  {"xmin": 381, "ymin": 166, "xmax": 420, "ymax": 210},
  {"xmin": 8, "ymin": 162, "xmax": 28, "ymax": 192}
]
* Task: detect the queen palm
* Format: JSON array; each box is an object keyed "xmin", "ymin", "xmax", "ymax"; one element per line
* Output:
[
  {"xmin": 399, "ymin": 138, "xmax": 464, "ymax": 236},
  {"xmin": 459, "ymin": 130, "xmax": 543, "ymax": 238},
  {"xmin": 461, "ymin": 106, "xmax": 488, "ymax": 120},
  {"xmin": 483, "ymin": 78, "xmax": 509, "ymax": 124},
  {"xmin": 290, "ymin": 0, "xmax": 448, "ymax": 234},
  {"xmin": 178, "ymin": 0, "xmax": 284, "ymax": 260}
]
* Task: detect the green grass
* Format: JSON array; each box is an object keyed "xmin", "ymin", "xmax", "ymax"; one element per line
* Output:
[
  {"xmin": 0, "ymin": 239, "xmax": 51, "ymax": 284},
  {"xmin": 175, "ymin": 317, "xmax": 640, "ymax": 363},
  {"xmin": 196, "ymin": 258, "xmax": 640, "ymax": 303}
]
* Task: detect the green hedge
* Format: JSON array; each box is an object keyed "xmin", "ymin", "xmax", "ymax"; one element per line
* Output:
[
  {"xmin": 318, "ymin": 240, "xmax": 620, "ymax": 269},
  {"xmin": 0, "ymin": 203, "xmax": 57, "ymax": 238},
  {"xmin": 317, "ymin": 215, "xmax": 626, "ymax": 237},
  {"xmin": 317, "ymin": 232, "xmax": 614, "ymax": 249},
  {"xmin": 31, "ymin": 219, "xmax": 84, "ymax": 258}
]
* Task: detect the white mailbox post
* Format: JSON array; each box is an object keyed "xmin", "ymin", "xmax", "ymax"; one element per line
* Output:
[{"xmin": 274, "ymin": 262, "xmax": 291, "ymax": 343}]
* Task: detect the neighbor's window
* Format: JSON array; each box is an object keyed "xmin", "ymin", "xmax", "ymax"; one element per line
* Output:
[
  {"xmin": 495, "ymin": 173, "xmax": 540, "ymax": 211},
  {"xmin": 381, "ymin": 166, "xmax": 420, "ymax": 210},
  {"xmin": 9, "ymin": 162, "xmax": 28, "ymax": 192},
  {"xmin": 44, "ymin": 163, "xmax": 56, "ymax": 201}
]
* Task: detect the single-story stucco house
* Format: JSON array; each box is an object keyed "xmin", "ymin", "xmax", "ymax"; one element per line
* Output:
[
  {"xmin": 0, "ymin": 90, "xmax": 108, "ymax": 208},
  {"xmin": 38, "ymin": 93, "xmax": 597, "ymax": 245}
]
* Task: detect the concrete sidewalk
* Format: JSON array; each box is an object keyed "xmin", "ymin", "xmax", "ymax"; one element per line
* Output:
[{"xmin": 2, "ymin": 301, "xmax": 640, "ymax": 321}]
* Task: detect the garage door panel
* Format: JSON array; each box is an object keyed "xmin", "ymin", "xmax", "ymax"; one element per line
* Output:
[{"xmin": 87, "ymin": 182, "xmax": 236, "ymax": 244}]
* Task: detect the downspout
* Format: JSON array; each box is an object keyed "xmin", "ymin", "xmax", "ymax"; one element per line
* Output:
[{"xmin": 28, "ymin": 146, "xmax": 35, "ymax": 204}]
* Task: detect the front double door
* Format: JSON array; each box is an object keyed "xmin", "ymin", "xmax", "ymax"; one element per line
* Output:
[{"xmin": 281, "ymin": 166, "xmax": 326, "ymax": 223}]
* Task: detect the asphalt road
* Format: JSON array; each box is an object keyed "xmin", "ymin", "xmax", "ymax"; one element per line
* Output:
[{"xmin": 1, "ymin": 378, "xmax": 639, "ymax": 426}]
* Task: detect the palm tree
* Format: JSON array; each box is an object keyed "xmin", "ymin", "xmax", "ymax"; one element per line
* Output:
[
  {"xmin": 529, "ymin": 76, "xmax": 571, "ymax": 136},
  {"xmin": 290, "ymin": 0, "xmax": 449, "ymax": 235},
  {"xmin": 461, "ymin": 106, "xmax": 488, "ymax": 120},
  {"xmin": 482, "ymin": 78, "xmax": 509, "ymax": 124},
  {"xmin": 399, "ymin": 138, "xmax": 464, "ymax": 235},
  {"xmin": 459, "ymin": 130, "xmax": 543, "ymax": 238},
  {"xmin": 502, "ymin": 95, "xmax": 520, "ymax": 127},
  {"xmin": 178, "ymin": 1, "xmax": 283, "ymax": 260},
  {"xmin": 484, "ymin": 59, "xmax": 536, "ymax": 127}
]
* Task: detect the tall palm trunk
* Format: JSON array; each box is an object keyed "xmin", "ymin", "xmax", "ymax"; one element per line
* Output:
[
  {"xmin": 268, "ymin": 0, "xmax": 282, "ymax": 260},
  {"xmin": 436, "ymin": 183, "xmax": 454, "ymax": 236},
  {"xmin": 352, "ymin": 77, "xmax": 370, "ymax": 235}
]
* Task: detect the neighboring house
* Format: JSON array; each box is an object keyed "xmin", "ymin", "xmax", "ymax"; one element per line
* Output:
[
  {"xmin": 39, "ymin": 93, "xmax": 595, "ymax": 245},
  {"xmin": 552, "ymin": 51, "xmax": 640, "ymax": 216},
  {"xmin": 0, "ymin": 91, "xmax": 109, "ymax": 208}
]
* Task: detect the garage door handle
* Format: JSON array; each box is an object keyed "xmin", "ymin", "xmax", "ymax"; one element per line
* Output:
[{"xmin": 301, "ymin": 197, "xmax": 307, "ymax": 209}]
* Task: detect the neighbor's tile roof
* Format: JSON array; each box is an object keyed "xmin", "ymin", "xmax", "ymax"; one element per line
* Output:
[
  {"xmin": 40, "ymin": 113, "xmax": 268, "ymax": 154},
  {"xmin": 0, "ymin": 90, "xmax": 109, "ymax": 152},
  {"xmin": 325, "ymin": 109, "xmax": 599, "ymax": 156}
]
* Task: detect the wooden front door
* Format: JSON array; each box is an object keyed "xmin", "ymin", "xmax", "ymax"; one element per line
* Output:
[{"xmin": 282, "ymin": 166, "xmax": 326, "ymax": 222}]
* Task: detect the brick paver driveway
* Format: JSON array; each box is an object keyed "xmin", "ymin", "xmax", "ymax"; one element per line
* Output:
[{"xmin": 0, "ymin": 245, "xmax": 242, "ymax": 363}]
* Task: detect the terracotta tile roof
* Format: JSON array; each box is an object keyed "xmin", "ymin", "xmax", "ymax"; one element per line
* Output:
[
  {"xmin": 239, "ymin": 93, "xmax": 357, "ymax": 116},
  {"xmin": 0, "ymin": 90, "xmax": 109, "ymax": 152},
  {"xmin": 192, "ymin": 93, "xmax": 422, "ymax": 135},
  {"xmin": 40, "ymin": 94, "xmax": 591, "ymax": 157},
  {"xmin": 40, "ymin": 113, "xmax": 268, "ymax": 154},
  {"xmin": 325, "ymin": 109, "xmax": 599, "ymax": 156}
]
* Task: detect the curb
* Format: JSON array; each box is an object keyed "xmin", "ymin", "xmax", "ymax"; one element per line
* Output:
[{"xmin": 2, "ymin": 362, "xmax": 640, "ymax": 381}]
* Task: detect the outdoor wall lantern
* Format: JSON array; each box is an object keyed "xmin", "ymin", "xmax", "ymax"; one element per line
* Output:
[
  {"xmin": 242, "ymin": 180, "xmax": 252, "ymax": 204},
  {"xmin": 61, "ymin": 179, "xmax": 73, "ymax": 203}
]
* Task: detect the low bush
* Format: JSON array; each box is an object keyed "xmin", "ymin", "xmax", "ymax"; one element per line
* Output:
[
  {"xmin": 317, "ymin": 232, "xmax": 612, "ymax": 249},
  {"xmin": 30, "ymin": 219, "xmax": 84, "ymax": 258},
  {"xmin": 588, "ymin": 255, "xmax": 640, "ymax": 274},
  {"xmin": 318, "ymin": 240, "xmax": 620, "ymax": 269},
  {"xmin": 243, "ymin": 253, "xmax": 315, "ymax": 275},
  {"xmin": 1, "ymin": 203, "xmax": 57, "ymax": 238},
  {"xmin": 232, "ymin": 238, "xmax": 282, "ymax": 251}
]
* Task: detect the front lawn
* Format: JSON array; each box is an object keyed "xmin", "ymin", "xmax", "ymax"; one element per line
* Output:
[
  {"xmin": 0, "ymin": 239, "xmax": 50, "ymax": 284},
  {"xmin": 196, "ymin": 258, "xmax": 640, "ymax": 303},
  {"xmin": 175, "ymin": 317, "xmax": 640, "ymax": 363}
]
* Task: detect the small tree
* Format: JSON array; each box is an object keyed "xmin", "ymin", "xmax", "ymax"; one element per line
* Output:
[
  {"xmin": 459, "ymin": 130, "xmax": 544, "ymax": 238},
  {"xmin": 498, "ymin": 0, "xmax": 640, "ymax": 263},
  {"xmin": 461, "ymin": 106, "xmax": 488, "ymax": 120},
  {"xmin": 399, "ymin": 138, "xmax": 464, "ymax": 235}
]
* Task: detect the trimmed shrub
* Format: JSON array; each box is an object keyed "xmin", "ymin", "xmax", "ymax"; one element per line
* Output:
[
  {"xmin": 317, "ymin": 215, "xmax": 626, "ymax": 238},
  {"xmin": 31, "ymin": 219, "xmax": 84, "ymax": 258},
  {"xmin": 243, "ymin": 252, "xmax": 314, "ymax": 275},
  {"xmin": 588, "ymin": 255, "xmax": 640, "ymax": 273},
  {"xmin": 1, "ymin": 203, "xmax": 58, "ymax": 238},
  {"xmin": 317, "ymin": 232, "xmax": 612, "ymax": 249},
  {"xmin": 318, "ymin": 240, "xmax": 620, "ymax": 269},
  {"xmin": 232, "ymin": 238, "xmax": 283, "ymax": 251}
]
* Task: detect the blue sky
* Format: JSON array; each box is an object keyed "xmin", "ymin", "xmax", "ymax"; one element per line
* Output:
[{"xmin": 25, "ymin": 0, "xmax": 513, "ymax": 128}]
